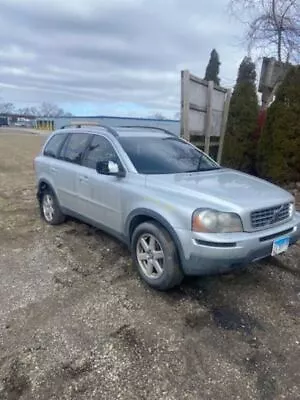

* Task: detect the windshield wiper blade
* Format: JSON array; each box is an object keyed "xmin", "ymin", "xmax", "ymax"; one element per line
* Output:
[
  {"xmin": 198, "ymin": 167, "xmax": 221, "ymax": 171},
  {"xmin": 196, "ymin": 153, "xmax": 205, "ymax": 171},
  {"xmin": 184, "ymin": 166, "xmax": 221, "ymax": 173}
]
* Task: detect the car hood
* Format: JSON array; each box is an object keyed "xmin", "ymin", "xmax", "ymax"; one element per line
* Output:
[{"xmin": 146, "ymin": 169, "xmax": 293, "ymax": 211}]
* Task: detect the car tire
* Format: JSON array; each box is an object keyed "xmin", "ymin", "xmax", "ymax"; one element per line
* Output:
[
  {"xmin": 131, "ymin": 221, "xmax": 183, "ymax": 290},
  {"xmin": 40, "ymin": 188, "xmax": 65, "ymax": 225}
]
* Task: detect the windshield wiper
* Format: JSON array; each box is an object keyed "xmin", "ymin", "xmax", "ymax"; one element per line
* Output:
[
  {"xmin": 184, "ymin": 166, "xmax": 221, "ymax": 173},
  {"xmin": 196, "ymin": 153, "xmax": 205, "ymax": 171},
  {"xmin": 196, "ymin": 153, "xmax": 221, "ymax": 172},
  {"xmin": 198, "ymin": 166, "xmax": 221, "ymax": 171}
]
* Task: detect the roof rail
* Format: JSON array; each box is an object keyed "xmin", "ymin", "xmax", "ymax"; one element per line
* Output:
[
  {"xmin": 119, "ymin": 125, "xmax": 177, "ymax": 136},
  {"xmin": 61, "ymin": 122, "xmax": 119, "ymax": 137}
]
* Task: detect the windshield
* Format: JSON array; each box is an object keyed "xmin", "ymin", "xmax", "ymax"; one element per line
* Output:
[{"xmin": 119, "ymin": 136, "xmax": 220, "ymax": 174}]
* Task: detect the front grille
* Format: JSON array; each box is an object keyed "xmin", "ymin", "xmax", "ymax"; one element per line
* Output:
[{"xmin": 251, "ymin": 203, "xmax": 291, "ymax": 229}]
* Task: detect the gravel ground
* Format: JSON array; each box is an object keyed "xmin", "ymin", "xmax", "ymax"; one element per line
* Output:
[{"xmin": 0, "ymin": 132, "xmax": 299, "ymax": 400}]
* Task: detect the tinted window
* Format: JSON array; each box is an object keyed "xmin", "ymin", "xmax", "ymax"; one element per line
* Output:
[
  {"xmin": 119, "ymin": 136, "xmax": 219, "ymax": 174},
  {"xmin": 61, "ymin": 133, "xmax": 89, "ymax": 164},
  {"xmin": 44, "ymin": 133, "xmax": 67, "ymax": 158},
  {"xmin": 83, "ymin": 135, "xmax": 119, "ymax": 169}
]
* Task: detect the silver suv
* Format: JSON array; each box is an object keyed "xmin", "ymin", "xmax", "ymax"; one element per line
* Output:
[{"xmin": 34, "ymin": 124, "xmax": 300, "ymax": 290}]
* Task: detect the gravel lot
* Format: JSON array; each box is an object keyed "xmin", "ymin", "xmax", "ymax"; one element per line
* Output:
[{"xmin": 0, "ymin": 130, "xmax": 299, "ymax": 400}]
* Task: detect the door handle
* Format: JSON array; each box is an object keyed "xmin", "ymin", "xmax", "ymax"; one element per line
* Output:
[
  {"xmin": 79, "ymin": 175, "xmax": 89, "ymax": 182},
  {"xmin": 50, "ymin": 167, "xmax": 58, "ymax": 173}
]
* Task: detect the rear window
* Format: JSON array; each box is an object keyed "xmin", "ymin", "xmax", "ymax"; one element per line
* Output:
[{"xmin": 43, "ymin": 133, "xmax": 67, "ymax": 158}]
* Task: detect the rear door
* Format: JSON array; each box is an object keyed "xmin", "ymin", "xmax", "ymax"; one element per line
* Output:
[
  {"xmin": 55, "ymin": 132, "xmax": 90, "ymax": 212},
  {"xmin": 78, "ymin": 134, "xmax": 123, "ymax": 232},
  {"xmin": 37, "ymin": 132, "xmax": 68, "ymax": 202}
]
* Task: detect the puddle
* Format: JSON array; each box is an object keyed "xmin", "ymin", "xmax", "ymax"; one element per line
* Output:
[{"xmin": 212, "ymin": 307, "xmax": 263, "ymax": 336}]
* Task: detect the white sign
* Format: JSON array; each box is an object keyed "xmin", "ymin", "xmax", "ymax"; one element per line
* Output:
[
  {"xmin": 180, "ymin": 70, "xmax": 231, "ymax": 162},
  {"xmin": 181, "ymin": 70, "xmax": 229, "ymax": 138}
]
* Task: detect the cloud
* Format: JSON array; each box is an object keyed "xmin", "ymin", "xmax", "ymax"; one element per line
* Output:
[{"xmin": 0, "ymin": 0, "xmax": 245, "ymax": 116}]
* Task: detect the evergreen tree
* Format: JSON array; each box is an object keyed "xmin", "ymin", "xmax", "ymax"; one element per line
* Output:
[
  {"xmin": 204, "ymin": 49, "xmax": 221, "ymax": 85},
  {"xmin": 257, "ymin": 66, "xmax": 300, "ymax": 184},
  {"xmin": 222, "ymin": 57, "xmax": 259, "ymax": 173}
]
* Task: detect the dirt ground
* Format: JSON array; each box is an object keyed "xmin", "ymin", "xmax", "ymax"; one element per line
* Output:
[{"xmin": 0, "ymin": 130, "xmax": 299, "ymax": 400}]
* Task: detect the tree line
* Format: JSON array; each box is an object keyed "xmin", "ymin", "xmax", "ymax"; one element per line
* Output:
[
  {"xmin": 203, "ymin": 47, "xmax": 299, "ymax": 185},
  {"xmin": 0, "ymin": 101, "xmax": 73, "ymax": 118},
  {"xmin": 201, "ymin": 0, "xmax": 300, "ymax": 185}
]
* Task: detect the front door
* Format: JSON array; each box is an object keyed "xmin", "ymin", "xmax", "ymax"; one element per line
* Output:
[{"xmin": 77, "ymin": 134, "xmax": 123, "ymax": 233}]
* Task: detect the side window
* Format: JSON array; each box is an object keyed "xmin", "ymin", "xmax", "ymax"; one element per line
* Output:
[
  {"xmin": 61, "ymin": 133, "xmax": 90, "ymax": 164},
  {"xmin": 83, "ymin": 135, "xmax": 119, "ymax": 169},
  {"xmin": 43, "ymin": 133, "xmax": 67, "ymax": 158}
]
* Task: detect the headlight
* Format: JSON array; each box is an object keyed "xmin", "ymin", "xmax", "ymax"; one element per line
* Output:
[{"xmin": 192, "ymin": 209, "xmax": 243, "ymax": 233}]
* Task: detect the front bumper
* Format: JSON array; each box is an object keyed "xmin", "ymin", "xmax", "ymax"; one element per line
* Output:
[{"xmin": 176, "ymin": 212, "xmax": 300, "ymax": 275}]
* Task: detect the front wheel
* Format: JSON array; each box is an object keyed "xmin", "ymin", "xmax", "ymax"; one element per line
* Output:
[{"xmin": 131, "ymin": 222, "xmax": 183, "ymax": 290}]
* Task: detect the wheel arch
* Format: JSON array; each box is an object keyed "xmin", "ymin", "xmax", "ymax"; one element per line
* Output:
[
  {"xmin": 37, "ymin": 179, "xmax": 57, "ymax": 202},
  {"xmin": 125, "ymin": 208, "xmax": 185, "ymax": 266}
]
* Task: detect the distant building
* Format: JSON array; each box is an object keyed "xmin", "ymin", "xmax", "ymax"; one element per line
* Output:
[
  {"xmin": 0, "ymin": 113, "xmax": 36, "ymax": 127},
  {"xmin": 0, "ymin": 115, "xmax": 9, "ymax": 126},
  {"xmin": 35, "ymin": 115, "xmax": 180, "ymax": 136}
]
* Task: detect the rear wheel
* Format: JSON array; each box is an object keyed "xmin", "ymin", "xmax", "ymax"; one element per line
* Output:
[
  {"xmin": 40, "ymin": 189, "xmax": 65, "ymax": 225},
  {"xmin": 132, "ymin": 222, "xmax": 183, "ymax": 290}
]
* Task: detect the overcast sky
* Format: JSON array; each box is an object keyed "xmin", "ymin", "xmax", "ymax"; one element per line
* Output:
[{"xmin": 0, "ymin": 0, "xmax": 247, "ymax": 117}]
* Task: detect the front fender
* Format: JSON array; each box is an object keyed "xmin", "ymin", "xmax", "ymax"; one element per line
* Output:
[{"xmin": 125, "ymin": 208, "xmax": 186, "ymax": 267}]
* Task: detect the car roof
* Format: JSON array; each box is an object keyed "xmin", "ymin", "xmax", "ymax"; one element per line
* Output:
[
  {"xmin": 54, "ymin": 125, "xmax": 176, "ymax": 139},
  {"xmin": 113, "ymin": 127, "xmax": 171, "ymax": 138}
]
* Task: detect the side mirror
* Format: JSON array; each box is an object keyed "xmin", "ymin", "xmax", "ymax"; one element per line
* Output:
[{"xmin": 96, "ymin": 160, "xmax": 126, "ymax": 178}]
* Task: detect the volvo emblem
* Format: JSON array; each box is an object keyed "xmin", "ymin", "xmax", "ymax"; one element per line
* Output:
[{"xmin": 269, "ymin": 205, "xmax": 284, "ymax": 224}]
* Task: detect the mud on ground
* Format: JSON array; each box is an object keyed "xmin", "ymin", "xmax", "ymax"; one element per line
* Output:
[{"xmin": 0, "ymin": 132, "xmax": 299, "ymax": 400}]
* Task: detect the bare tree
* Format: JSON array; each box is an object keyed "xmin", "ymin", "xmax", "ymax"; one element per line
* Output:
[
  {"xmin": 229, "ymin": 0, "xmax": 300, "ymax": 62},
  {"xmin": 149, "ymin": 112, "xmax": 167, "ymax": 120},
  {"xmin": 18, "ymin": 106, "xmax": 39, "ymax": 116},
  {"xmin": 39, "ymin": 102, "xmax": 72, "ymax": 118},
  {"xmin": 1, "ymin": 100, "xmax": 73, "ymax": 117},
  {"xmin": 0, "ymin": 102, "xmax": 15, "ymax": 114},
  {"xmin": 39, "ymin": 102, "xmax": 64, "ymax": 117}
]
